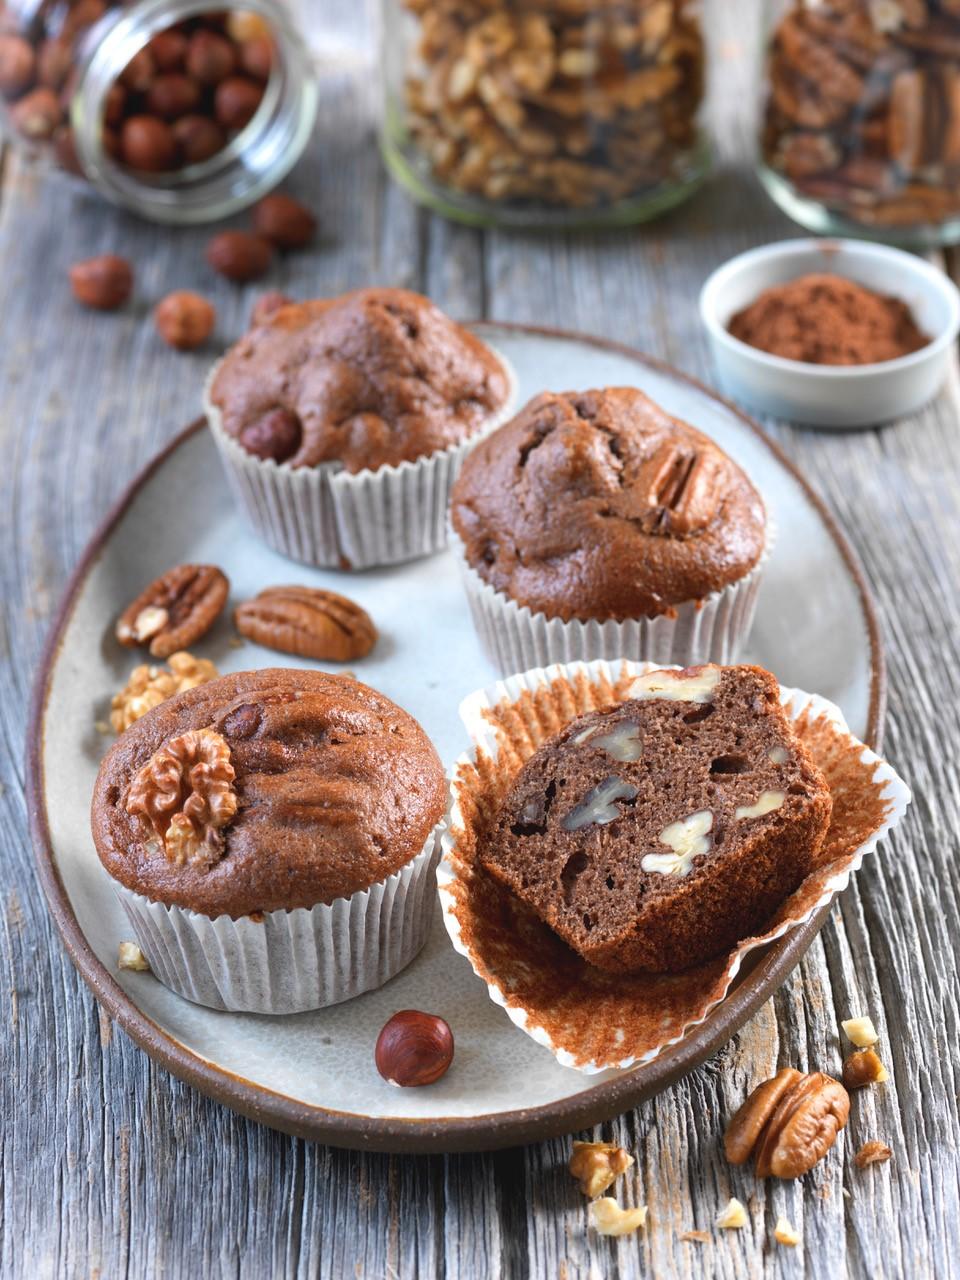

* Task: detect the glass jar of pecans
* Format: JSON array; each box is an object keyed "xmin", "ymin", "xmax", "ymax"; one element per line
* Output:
[
  {"xmin": 760, "ymin": 0, "xmax": 960, "ymax": 246},
  {"xmin": 0, "ymin": 0, "xmax": 317, "ymax": 223},
  {"xmin": 379, "ymin": 0, "xmax": 709, "ymax": 228}
]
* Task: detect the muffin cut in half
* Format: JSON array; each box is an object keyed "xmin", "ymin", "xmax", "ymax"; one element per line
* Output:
[{"xmin": 480, "ymin": 664, "xmax": 832, "ymax": 974}]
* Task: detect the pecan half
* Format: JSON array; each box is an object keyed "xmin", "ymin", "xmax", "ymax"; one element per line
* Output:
[
  {"xmin": 724, "ymin": 1068, "xmax": 850, "ymax": 1179},
  {"xmin": 116, "ymin": 564, "xmax": 229, "ymax": 658},
  {"xmin": 234, "ymin": 586, "xmax": 377, "ymax": 662},
  {"xmin": 636, "ymin": 441, "xmax": 721, "ymax": 536}
]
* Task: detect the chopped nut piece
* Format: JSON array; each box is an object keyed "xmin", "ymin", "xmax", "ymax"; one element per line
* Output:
[
  {"xmin": 842, "ymin": 1016, "xmax": 880, "ymax": 1048},
  {"xmin": 126, "ymin": 727, "xmax": 238, "ymax": 868},
  {"xmin": 679, "ymin": 1229, "xmax": 710, "ymax": 1243},
  {"xmin": 842, "ymin": 1048, "xmax": 889, "ymax": 1089},
  {"xmin": 589, "ymin": 1198, "xmax": 648, "ymax": 1237},
  {"xmin": 569, "ymin": 1141, "xmax": 634, "ymax": 1198},
  {"xmin": 855, "ymin": 1140, "xmax": 892, "ymax": 1169},
  {"xmin": 118, "ymin": 941, "xmax": 150, "ymax": 971},
  {"xmin": 110, "ymin": 652, "xmax": 219, "ymax": 733},
  {"xmin": 774, "ymin": 1215, "xmax": 800, "ymax": 1247},
  {"xmin": 716, "ymin": 1197, "xmax": 748, "ymax": 1229}
]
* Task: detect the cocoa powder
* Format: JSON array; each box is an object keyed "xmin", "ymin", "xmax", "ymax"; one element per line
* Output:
[{"xmin": 728, "ymin": 273, "xmax": 929, "ymax": 366}]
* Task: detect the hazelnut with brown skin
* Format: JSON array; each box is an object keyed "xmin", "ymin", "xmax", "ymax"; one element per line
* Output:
[
  {"xmin": 69, "ymin": 255, "xmax": 134, "ymax": 311},
  {"xmin": 214, "ymin": 75, "xmax": 263, "ymax": 130},
  {"xmin": 36, "ymin": 38, "xmax": 72, "ymax": 91},
  {"xmin": 154, "ymin": 291, "xmax": 216, "ymax": 350},
  {"xmin": 121, "ymin": 115, "xmax": 178, "ymax": 172},
  {"xmin": 239, "ymin": 408, "xmax": 302, "ymax": 462},
  {"xmin": 0, "ymin": 35, "xmax": 36, "ymax": 100},
  {"xmin": 375, "ymin": 1010, "xmax": 454, "ymax": 1087},
  {"xmin": 146, "ymin": 73, "xmax": 201, "ymax": 121},
  {"xmin": 239, "ymin": 35, "xmax": 273, "ymax": 82},
  {"xmin": 172, "ymin": 114, "xmax": 226, "ymax": 165},
  {"xmin": 252, "ymin": 194, "xmax": 316, "ymax": 250},
  {"xmin": 10, "ymin": 87, "xmax": 61, "ymax": 140},
  {"xmin": 206, "ymin": 230, "xmax": 272, "ymax": 282},
  {"xmin": 61, "ymin": 0, "xmax": 107, "ymax": 42},
  {"xmin": 186, "ymin": 30, "xmax": 236, "ymax": 85},
  {"xmin": 119, "ymin": 45, "xmax": 156, "ymax": 93},
  {"xmin": 148, "ymin": 30, "xmax": 188, "ymax": 72}
]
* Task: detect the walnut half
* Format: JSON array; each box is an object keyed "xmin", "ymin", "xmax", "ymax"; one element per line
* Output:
[
  {"xmin": 126, "ymin": 727, "xmax": 238, "ymax": 869},
  {"xmin": 724, "ymin": 1068, "xmax": 850, "ymax": 1179}
]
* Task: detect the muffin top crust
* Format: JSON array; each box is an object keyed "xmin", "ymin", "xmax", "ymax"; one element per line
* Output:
[
  {"xmin": 91, "ymin": 669, "xmax": 446, "ymax": 918},
  {"xmin": 208, "ymin": 287, "xmax": 511, "ymax": 473},
  {"xmin": 450, "ymin": 386, "xmax": 766, "ymax": 622}
]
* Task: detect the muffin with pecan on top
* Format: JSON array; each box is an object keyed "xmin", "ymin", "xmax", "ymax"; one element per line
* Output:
[
  {"xmin": 449, "ymin": 386, "xmax": 769, "ymax": 672},
  {"xmin": 205, "ymin": 287, "xmax": 515, "ymax": 569},
  {"xmin": 91, "ymin": 668, "xmax": 446, "ymax": 1012}
]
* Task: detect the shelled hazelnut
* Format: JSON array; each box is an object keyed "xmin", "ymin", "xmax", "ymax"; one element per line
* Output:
[
  {"xmin": 69, "ymin": 255, "xmax": 134, "ymax": 310},
  {"xmin": 154, "ymin": 291, "xmax": 216, "ymax": 350}
]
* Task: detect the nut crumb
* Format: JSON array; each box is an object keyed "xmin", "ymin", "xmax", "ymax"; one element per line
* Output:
[
  {"xmin": 118, "ymin": 941, "xmax": 150, "ymax": 971},
  {"xmin": 679, "ymin": 1230, "xmax": 710, "ymax": 1243},
  {"xmin": 842, "ymin": 1048, "xmax": 889, "ymax": 1089},
  {"xmin": 774, "ymin": 1215, "xmax": 800, "ymax": 1247},
  {"xmin": 716, "ymin": 1197, "xmax": 748, "ymax": 1229},
  {"xmin": 569, "ymin": 1141, "xmax": 634, "ymax": 1198},
  {"xmin": 841, "ymin": 1016, "xmax": 879, "ymax": 1048},
  {"xmin": 855, "ymin": 1140, "xmax": 892, "ymax": 1169},
  {"xmin": 589, "ymin": 1198, "xmax": 647, "ymax": 1237},
  {"xmin": 228, "ymin": 636, "xmax": 245, "ymax": 649},
  {"xmin": 94, "ymin": 720, "xmax": 110, "ymax": 735}
]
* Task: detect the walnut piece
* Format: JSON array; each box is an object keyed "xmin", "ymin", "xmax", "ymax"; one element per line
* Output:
[
  {"xmin": 842, "ymin": 1048, "xmax": 889, "ymax": 1089},
  {"xmin": 126, "ymin": 728, "xmax": 238, "ymax": 869},
  {"xmin": 110, "ymin": 652, "xmax": 219, "ymax": 733},
  {"xmin": 117, "ymin": 941, "xmax": 150, "ymax": 971},
  {"xmin": 774, "ymin": 1215, "xmax": 800, "ymax": 1247},
  {"xmin": 589, "ymin": 1198, "xmax": 648, "ymax": 1237},
  {"xmin": 855, "ymin": 1140, "xmax": 893, "ymax": 1168},
  {"xmin": 716, "ymin": 1197, "xmax": 748, "ymax": 1229},
  {"xmin": 724, "ymin": 1068, "xmax": 850, "ymax": 1179},
  {"xmin": 679, "ymin": 1229, "xmax": 710, "ymax": 1243},
  {"xmin": 841, "ymin": 1015, "xmax": 880, "ymax": 1048},
  {"xmin": 569, "ymin": 1140, "xmax": 634, "ymax": 1198}
]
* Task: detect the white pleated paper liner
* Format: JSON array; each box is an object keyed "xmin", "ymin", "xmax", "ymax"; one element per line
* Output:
[
  {"xmin": 116, "ymin": 830, "xmax": 441, "ymax": 1014},
  {"xmin": 449, "ymin": 522, "xmax": 773, "ymax": 675},
  {"xmin": 204, "ymin": 348, "xmax": 517, "ymax": 571},
  {"xmin": 437, "ymin": 659, "xmax": 911, "ymax": 1073}
]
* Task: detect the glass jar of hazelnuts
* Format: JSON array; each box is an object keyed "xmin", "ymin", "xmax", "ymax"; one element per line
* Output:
[{"xmin": 0, "ymin": 0, "xmax": 318, "ymax": 223}]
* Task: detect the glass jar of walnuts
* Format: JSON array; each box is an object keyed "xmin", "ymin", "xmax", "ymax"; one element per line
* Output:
[
  {"xmin": 0, "ymin": 0, "xmax": 317, "ymax": 223},
  {"xmin": 760, "ymin": 0, "xmax": 960, "ymax": 246},
  {"xmin": 380, "ymin": 0, "xmax": 710, "ymax": 228}
]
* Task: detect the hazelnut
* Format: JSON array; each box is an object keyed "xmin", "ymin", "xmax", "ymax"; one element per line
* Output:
[
  {"xmin": 69, "ymin": 255, "xmax": 134, "ymax": 311},
  {"xmin": 104, "ymin": 83, "xmax": 126, "ymax": 128},
  {"xmin": 171, "ymin": 114, "xmax": 226, "ymax": 165},
  {"xmin": 374, "ymin": 1010, "xmax": 454, "ymax": 1086},
  {"xmin": 119, "ymin": 46, "xmax": 157, "ymax": 93},
  {"xmin": 842, "ymin": 1048, "xmax": 889, "ymax": 1089},
  {"xmin": 252, "ymin": 193, "xmax": 316, "ymax": 250},
  {"xmin": 10, "ymin": 87, "xmax": 62, "ymax": 140},
  {"xmin": 0, "ymin": 35, "xmax": 35, "ymax": 100},
  {"xmin": 186, "ymin": 30, "xmax": 236, "ymax": 85},
  {"xmin": 239, "ymin": 407, "xmax": 302, "ymax": 462},
  {"xmin": 148, "ymin": 30, "xmax": 188, "ymax": 72},
  {"xmin": 206, "ymin": 229, "xmax": 272, "ymax": 282},
  {"xmin": 154, "ymin": 290, "xmax": 216, "ymax": 350},
  {"xmin": 36, "ymin": 38, "xmax": 72, "ymax": 91},
  {"xmin": 227, "ymin": 12, "xmax": 273, "ymax": 42},
  {"xmin": 60, "ymin": 0, "xmax": 107, "ymax": 42},
  {"xmin": 239, "ymin": 35, "xmax": 274, "ymax": 82},
  {"xmin": 146, "ymin": 73, "xmax": 201, "ymax": 120},
  {"xmin": 214, "ymin": 75, "xmax": 263, "ymax": 130},
  {"xmin": 121, "ymin": 115, "xmax": 178, "ymax": 172},
  {"xmin": 249, "ymin": 290, "xmax": 293, "ymax": 327}
]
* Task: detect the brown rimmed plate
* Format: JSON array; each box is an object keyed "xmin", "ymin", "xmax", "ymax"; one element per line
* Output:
[{"xmin": 27, "ymin": 325, "xmax": 884, "ymax": 1153}]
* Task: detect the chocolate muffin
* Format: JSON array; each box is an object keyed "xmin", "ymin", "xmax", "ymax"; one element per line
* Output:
[
  {"xmin": 92, "ymin": 669, "xmax": 446, "ymax": 1011},
  {"xmin": 451, "ymin": 387, "xmax": 766, "ymax": 623},
  {"xmin": 480, "ymin": 664, "xmax": 832, "ymax": 975},
  {"xmin": 93, "ymin": 668, "xmax": 445, "ymax": 917},
  {"xmin": 208, "ymin": 287, "xmax": 513, "ymax": 473}
]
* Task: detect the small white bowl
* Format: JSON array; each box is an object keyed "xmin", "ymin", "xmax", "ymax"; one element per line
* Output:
[{"xmin": 699, "ymin": 238, "xmax": 960, "ymax": 429}]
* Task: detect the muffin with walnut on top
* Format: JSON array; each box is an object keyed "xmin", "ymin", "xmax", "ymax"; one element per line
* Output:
[{"xmin": 205, "ymin": 286, "xmax": 515, "ymax": 569}]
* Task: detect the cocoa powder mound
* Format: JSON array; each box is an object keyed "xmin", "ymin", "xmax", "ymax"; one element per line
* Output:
[{"xmin": 727, "ymin": 273, "xmax": 929, "ymax": 365}]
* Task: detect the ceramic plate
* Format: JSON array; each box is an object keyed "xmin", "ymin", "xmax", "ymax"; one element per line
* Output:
[{"xmin": 28, "ymin": 326, "xmax": 884, "ymax": 1153}]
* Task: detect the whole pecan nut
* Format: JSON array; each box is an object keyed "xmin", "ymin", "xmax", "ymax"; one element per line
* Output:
[
  {"xmin": 234, "ymin": 586, "xmax": 377, "ymax": 662},
  {"xmin": 116, "ymin": 565, "xmax": 229, "ymax": 659},
  {"xmin": 724, "ymin": 1068, "xmax": 850, "ymax": 1179}
]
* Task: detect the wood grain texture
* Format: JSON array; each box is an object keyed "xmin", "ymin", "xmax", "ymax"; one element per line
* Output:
[{"xmin": 1, "ymin": 0, "xmax": 957, "ymax": 1276}]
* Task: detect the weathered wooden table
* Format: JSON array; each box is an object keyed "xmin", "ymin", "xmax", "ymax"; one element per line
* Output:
[{"xmin": 2, "ymin": 2, "xmax": 957, "ymax": 1276}]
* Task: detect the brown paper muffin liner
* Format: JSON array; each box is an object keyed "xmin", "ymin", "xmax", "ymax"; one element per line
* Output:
[
  {"xmin": 204, "ymin": 349, "xmax": 517, "ymax": 570},
  {"xmin": 437, "ymin": 660, "xmax": 910, "ymax": 1073},
  {"xmin": 449, "ymin": 524, "xmax": 773, "ymax": 675},
  {"xmin": 115, "ymin": 829, "xmax": 441, "ymax": 1014}
]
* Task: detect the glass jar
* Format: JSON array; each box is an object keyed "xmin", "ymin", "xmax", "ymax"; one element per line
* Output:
[
  {"xmin": 759, "ymin": 0, "xmax": 960, "ymax": 247},
  {"xmin": 379, "ymin": 0, "xmax": 710, "ymax": 229},
  {"xmin": 0, "ymin": 0, "xmax": 318, "ymax": 223}
]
